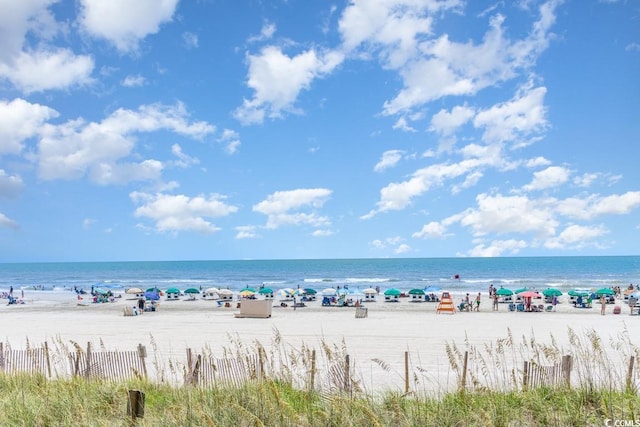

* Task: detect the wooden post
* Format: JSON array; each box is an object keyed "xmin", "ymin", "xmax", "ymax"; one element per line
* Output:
[
  {"xmin": 44, "ymin": 341, "xmax": 52, "ymax": 378},
  {"xmin": 192, "ymin": 355, "xmax": 201, "ymax": 386},
  {"xmin": 310, "ymin": 349, "xmax": 316, "ymax": 391},
  {"xmin": 626, "ymin": 356, "xmax": 635, "ymax": 392},
  {"xmin": 460, "ymin": 351, "xmax": 468, "ymax": 391},
  {"xmin": 344, "ymin": 354, "xmax": 350, "ymax": 394},
  {"xmin": 85, "ymin": 342, "xmax": 92, "ymax": 380},
  {"xmin": 523, "ymin": 361, "xmax": 529, "ymax": 391},
  {"xmin": 0, "ymin": 342, "xmax": 4, "ymax": 372},
  {"xmin": 186, "ymin": 348, "xmax": 193, "ymax": 385},
  {"xmin": 258, "ymin": 347, "xmax": 265, "ymax": 381},
  {"xmin": 561, "ymin": 355, "xmax": 572, "ymax": 388},
  {"xmin": 127, "ymin": 389, "xmax": 145, "ymax": 420},
  {"xmin": 137, "ymin": 344, "xmax": 147, "ymax": 378},
  {"xmin": 404, "ymin": 351, "xmax": 409, "ymax": 394}
]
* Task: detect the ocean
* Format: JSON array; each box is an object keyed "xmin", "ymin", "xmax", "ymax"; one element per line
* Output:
[{"xmin": 0, "ymin": 256, "xmax": 638, "ymax": 295}]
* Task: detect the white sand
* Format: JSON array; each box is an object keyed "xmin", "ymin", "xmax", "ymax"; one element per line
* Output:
[{"xmin": 2, "ymin": 290, "xmax": 637, "ymax": 394}]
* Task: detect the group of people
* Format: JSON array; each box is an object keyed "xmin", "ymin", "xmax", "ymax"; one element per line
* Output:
[{"xmin": 459, "ymin": 292, "xmax": 481, "ymax": 312}]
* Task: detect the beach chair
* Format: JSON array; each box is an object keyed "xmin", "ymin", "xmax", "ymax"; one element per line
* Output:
[
  {"xmin": 516, "ymin": 303, "xmax": 525, "ymax": 312},
  {"xmin": 508, "ymin": 303, "xmax": 516, "ymax": 311},
  {"xmin": 545, "ymin": 305, "xmax": 553, "ymax": 312}
]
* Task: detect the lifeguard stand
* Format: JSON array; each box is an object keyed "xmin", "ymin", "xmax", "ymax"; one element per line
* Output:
[{"xmin": 436, "ymin": 291, "xmax": 456, "ymax": 314}]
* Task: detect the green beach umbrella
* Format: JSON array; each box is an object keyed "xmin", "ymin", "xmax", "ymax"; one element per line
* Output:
[
  {"xmin": 542, "ymin": 288, "xmax": 563, "ymax": 297},
  {"xmin": 408, "ymin": 288, "xmax": 425, "ymax": 295},
  {"xmin": 165, "ymin": 287, "xmax": 180, "ymax": 294},
  {"xmin": 595, "ymin": 288, "xmax": 615, "ymax": 296},
  {"xmin": 495, "ymin": 288, "xmax": 513, "ymax": 296},
  {"xmin": 258, "ymin": 287, "xmax": 274, "ymax": 294},
  {"xmin": 568, "ymin": 289, "xmax": 589, "ymax": 297},
  {"xmin": 303, "ymin": 288, "xmax": 317, "ymax": 295},
  {"xmin": 514, "ymin": 287, "xmax": 529, "ymax": 294},
  {"xmin": 383, "ymin": 288, "xmax": 401, "ymax": 296},
  {"xmin": 184, "ymin": 288, "xmax": 200, "ymax": 294}
]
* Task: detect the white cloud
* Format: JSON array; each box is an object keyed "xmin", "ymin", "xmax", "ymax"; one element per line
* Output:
[
  {"xmin": 0, "ymin": 49, "xmax": 94, "ymax": 93},
  {"xmin": 79, "ymin": 0, "xmax": 179, "ymax": 52},
  {"xmin": 131, "ymin": 192, "xmax": 238, "ymax": 234},
  {"xmin": 430, "ymin": 105, "xmax": 475, "ymax": 136},
  {"xmin": 248, "ymin": 22, "xmax": 276, "ymax": 43},
  {"xmin": 122, "ymin": 74, "xmax": 146, "ymax": 87},
  {"xmin": 412, "ymin": 221, "xmax": 449, "ymax": 239},
  {"xmin": 170, "ymin": 144, "xmax": 199, "ymax": 169},
  {"xmin": 374, "ymin": 150, "xmax": 404, "ymax": 172},
  {"xmin": 392, "ymin": 117, "xmax": 416, "ymax": 132},
  {"xmin": 0, "ymin": 212, "xmax": 19, "ymax": 230},
  {"xmin": 522, "ymin": 165, "xmax": 570, "ymax": 191},
  {"xmin": 235, "ymin": 225, "xmax": 259, "ymax": 239},
  {"xmin": 0, "ymin": 98, "xmax": 58, "ymax": 155},
  {"xmin": 218, "ymin": 129, "xmax": 241, "ymax": 154},
  {"xmin": 467, "ymin": 239, "xmax": 528, "ymax": 257},
  {"xmin": 253, "ymin": 188, "xmax": 332, "ymax": 229},
  {"xmin": 312, "ymin": 229, "xmax": 334, "ymax": 237},
  {"xmin": 234, "ymin": 46, "xmax": 344, "ymax": 124},
  {"xmin": 37, "ymin": 102, "xmax": 215, "ymax": 183},
  {"xmin": 395, "ymin": 243, "xmax": 411, "ymax": 254},
  {"xmin": 544, "ymin": 224, "xmax": 608, "ymax": 249},
  {"xmin": 474, "ymin": 83, "xmax": 548, "ymax": 146},
  {"xmin": 0, "ymin": 170, "xmax": 24, "ymax": 198}
]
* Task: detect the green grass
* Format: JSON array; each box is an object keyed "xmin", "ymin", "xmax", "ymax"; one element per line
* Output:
[{"xmin": 0, "ymin": 374, "xmax": 638, "ymax": 426}]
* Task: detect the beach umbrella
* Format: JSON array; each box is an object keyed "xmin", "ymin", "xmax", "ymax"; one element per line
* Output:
[
  {"xmin": 184, "ymin": 288, "xmax": 200, "ymax": 294},
  {"xmin": 144, "ymin": 291, "xmax": 159, "ymax": 301},
  {"xmin": 408, "ymin": 288, "xmax": 425, "ymax": 295},
  {"xmin": 240, "ymin": 287, "xmax": 257, "ymax": 293},
  {"xmin": 495, "ymin": 288, "xmax": 513, "ymax": 296},
  {"xmin": 595, "ymin": 288, "xmax": 615, "ymax": 296},
  {"xmin": 204, "ymin": 287, "xmax": 219, "ymax": 294},
  {"xmin": 628, "ymin": 291, "xmax": 640, "ymax": 299},
  {"xmin": 292, "ymin": 288, "xmax": 306, "ymax": 296},
  {"xmin": 383, "ymin": 288, "xmax": 402, "ymax": 296},
  {"xmin": 303, "ymin": 288, "xmax": 317, "ymax": 295},
  {"xmin": 277, "ymin": 289, "xmax": 293, "ymax": 299},
  {"xmin": 362, "ymin": 288, "xmax": 377, "ymax": 294},
  {"xmin": 217, "ymin": 289, "xmax": 233, "ymax": 296},
  {"xmin": 239, "ymin": 289, "xmax": 256, "ymax": 297},
  {"xmin": 146, "ymin": 287, "xmax": 161, "ymax": 293},
  {"xmin": 542, "ymin": 288, "xmax": 562, "ymax": 297},
  {"xmin": 568, "ymin": 289, "xmax": 589, "ymax": 297},
  {"xmin": 258, "ymin": 287, "xmax": 274, "ymax": 295},
  {"xmin": 93, "ymin": 287, "xmax": 108, "ymax": 295},
  {"xmin": 515, "ymin": 287, "xmax": 529, "ymax": 294},
  {"xmin": 125, "ymin": 287, "xmax": 143, "ymax": 294},
  {"xmin": 519, "ymin": 291, "xmax": 541, "ymax": 299},
  {"xmin": 165, "ymin": 287, "xmax": 180, "ymax": 294},
  {"xmin": 322, "ymin": 288, "xmax": 337, "ymax": 296},
  {"xmin": 424, "ymin": 285, "xmax": 441, "ymax": 293}
]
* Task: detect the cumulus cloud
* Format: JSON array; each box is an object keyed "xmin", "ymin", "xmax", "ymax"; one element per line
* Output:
[
  {"xmin": 467, "ymin": 239, "xmax": 528, "ymax": 257},
  {"xmin": 79, "ymin": 0, "xmax": 179, "ymax": 52},
  {"xmin": 37, "ymin": 102, "xmax": 215, "ymax": 184},
  {"xmin": 235, "ymin": 225, "xmax": 259, "ymax": 239},
  {"xmin": 234, "ymin": 46, "xmax": 344, "ymax": 124},
  {"xmin": 253, "ymin": 188, "xmax": 332, "ymax": 229},
  {"xmin": 0, "ymin": 98, "xmax": 58, "ymax": 155},
  {"xmin": 122, "ymin": 74, "xmax": 146, "ymax": 87},
  {"xmin": 131, "ymin": 191, "xmax": 238, "ymax": 234},
  {"xmin": 374, "ymin": 150, "xmax": 404, "ymax": 172},
  {"xmin": 0, "ymin": 1, "xmax": 94, "ymax": 93},
  {"xmin": 0, "ymin": 212, "xmax": 19, "ymax": 230},
  {"xmin": 522, "ymin": 165, "xmax": 570, "ymax": 191}
]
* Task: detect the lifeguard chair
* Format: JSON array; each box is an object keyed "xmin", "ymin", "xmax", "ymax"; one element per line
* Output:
[{"xmin": 436, "ymin": 291, "xmax": 456, "ymax": 314}]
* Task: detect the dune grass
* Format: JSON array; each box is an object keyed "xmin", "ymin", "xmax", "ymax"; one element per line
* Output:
[{"xmin": 0, "ymin": 327, "xmax": 639, "ymax": 426}]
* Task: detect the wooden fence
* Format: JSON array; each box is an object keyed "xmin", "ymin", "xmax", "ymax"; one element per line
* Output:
[
  {"xmin": 523, "ymin": 355, "xmax": 572, "ymax": 390},
  {"xmin": 184, "ymin": 348, "xmax": 261, "ymax": 387},
  {"xmin": 0, "ymin": 341, "xmax": 147, "ymax": 382}
]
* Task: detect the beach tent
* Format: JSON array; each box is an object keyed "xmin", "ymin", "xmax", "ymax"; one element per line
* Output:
[
  {"xmin": 258, "ymin": 287, "xmax": 274, "ymax": 299},
  {"xmin": 165, "ymin": 287, "xmax": 180, "ymax": 300},
  {"xmin": 363, "ymin": 288, "xmax": 377, "ymax": 301},
  {"xmin": 408, "ymin": 288, "xmax": 425, "ymax": 302},
  {"xmin": 383, "ymin": 288, "xmax": 401, "ymax": 302},
  {"xmin": 217, "ymin": 288, "xmax": 234, "ymax": 301}
]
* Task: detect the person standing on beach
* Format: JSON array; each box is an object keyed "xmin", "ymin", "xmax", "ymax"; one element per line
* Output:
[
  {"xmin": 552, "ymin": 295, "xmax": 558, "ymax": 312},
  {"xmin": 600, "ymin": 295, "xmax": 606, "ymax": 315},
  {"xmin": 474, "ymin": 293, "xmax": 481, "ymax": 311},
  {"xmin": 492, "ymin": 293, "xmax": 499, "ymax": 311}
]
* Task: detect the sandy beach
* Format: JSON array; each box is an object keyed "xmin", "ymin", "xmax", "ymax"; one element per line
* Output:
[{"xmin": 2, "ymin": 290, "xmax": 638, "ymax": 394}]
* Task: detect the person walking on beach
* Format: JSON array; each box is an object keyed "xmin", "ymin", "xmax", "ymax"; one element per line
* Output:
[
  {"xmin": 600, "ymin": 295, "xmax": 606, "ymax": 315},
  {"xmin": 474, "ymin": 293, "xmax": 481, "ymax": 311},
  {"xmin": 492, "ymin": 293, "xmax": 499, "ymax": 311},
  {"xmin": 552, "ymin": 295, "xmax": 558, "ymax": 312}
]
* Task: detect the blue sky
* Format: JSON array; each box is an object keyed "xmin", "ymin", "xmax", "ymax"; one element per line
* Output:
[{"xmin": 0, "ymin": 0, "xmax": 639, "ymax": 262}]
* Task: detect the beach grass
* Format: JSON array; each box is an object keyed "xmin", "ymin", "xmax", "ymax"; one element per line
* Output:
[
  {"xmin": 1, "ymin": 327, "xmax": 639, "ymax": 426},
  {"xmin": 0, "ymin": 374, "xmax": 638, "ymax": 426}
]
